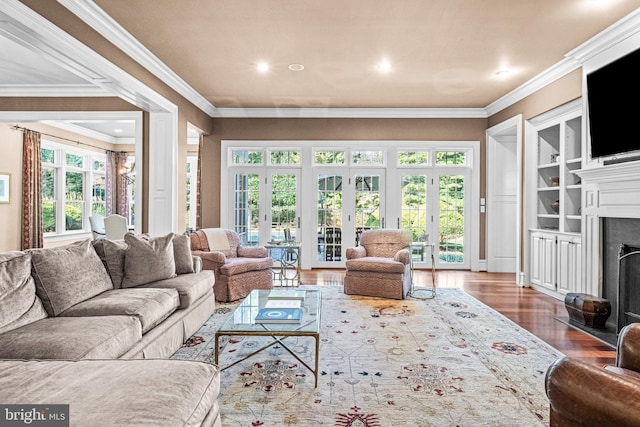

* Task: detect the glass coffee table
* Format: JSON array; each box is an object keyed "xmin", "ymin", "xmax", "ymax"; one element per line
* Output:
[{"xmin": 214, "ymin": 289, "xmax": 321, "ymax": 387}]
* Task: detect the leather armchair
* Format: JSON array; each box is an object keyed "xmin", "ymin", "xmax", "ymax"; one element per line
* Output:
[
  {"xmin": 344, "ymin": 229, "xmax": 412, "ymax": 299},
  {"xmin": 545, "ymin": 323, "xmax": 640, "ymax": 427},
  {"xmin": 189, "ymin": 229, "xmax": 273, "ymax": 302}
]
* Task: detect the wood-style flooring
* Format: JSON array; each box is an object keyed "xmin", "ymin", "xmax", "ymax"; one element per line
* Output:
[{"xmin": 299, "ymin": 269, "xmax": 617, "ymax": 367}]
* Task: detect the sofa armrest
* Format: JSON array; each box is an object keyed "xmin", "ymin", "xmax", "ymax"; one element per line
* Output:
[
  {"xmin": 617, "ymin": 323, "xmax": 640, "ymax": 371},
  {"xmin": 545, "ymin": 356, "xmax": 640, "ymax": 427},
  {"xmin": 346, "ymin": 246, "xmax": 366, "ymax": 260},
  {"xmin": 394, "ymin": 248, "xmax": 411, "ymax": 265},
  {"xmin": 237, "ymin": 246, "xmax": 268, "ymax": 258},
  {"xmin": 192, "ymin": 255, "xmax": 203, "ymax": 273},
  {"xmin": 192, "ymin": 250, "xmax": 226, "ymax": 264}
]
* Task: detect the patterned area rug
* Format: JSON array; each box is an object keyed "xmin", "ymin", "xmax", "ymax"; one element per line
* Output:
[{"xmin": 171, "ymin": 286, "xmax": 563, "ymax": 426}]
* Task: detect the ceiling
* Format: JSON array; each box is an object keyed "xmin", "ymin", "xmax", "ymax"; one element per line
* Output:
[
  {"xmin": 0, "ymin": 0, "xmax": 639, "ymax": 139},
  {"xmin": 92, "ymin": 0, "xmax": 640, "ymax": 109}
]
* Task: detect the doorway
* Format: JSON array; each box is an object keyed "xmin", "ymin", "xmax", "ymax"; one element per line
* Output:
[{"xmin": 486, "ymin": 115, "xmax": 523, "ymax": 280}]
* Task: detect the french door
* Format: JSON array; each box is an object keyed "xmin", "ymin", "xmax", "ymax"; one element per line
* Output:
[
  {"xmin": 313, "ymin": 168, "xmax": 385, "ymax": 267},
  {"xmin": 229, "ymin": 168, "xmax": 300, "ymax": 245},
  {"xmin": 392, "ymin": 169, "xmax": 470, "ymax": 270}
]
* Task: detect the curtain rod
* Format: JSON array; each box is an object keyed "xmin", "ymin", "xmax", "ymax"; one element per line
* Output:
[{"xmin": 11, "ymin": 125, "xmax": 132, "ymax": 154}]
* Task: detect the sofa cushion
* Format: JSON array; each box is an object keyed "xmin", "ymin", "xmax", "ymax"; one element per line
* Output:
[
  {"xmin": 122, "ymin": 233, "xmax": 176, "ymax": 288},
  {"xmin": 0, "ymin": 251, "xmax": 48, "ymax": 334},
  {"xmin": 30, "ymin": 239, "xmax": 113, "ymax": 316},
  {"xmin": 220, "ymin": 257, "xmax": 274, "ymax": 276},
  {"xmin": 0, "ymin": 316, "xmax": 141, "ymax": 359},
  {"xmin": 0, "ymin": 359, "xmax": 220, "ymax": 427},
  {"xmin": 173, "ymin": 233, "xmax": 195, "ymax": 274},
  {"xmin": 60, "ymin": 288, "xmax": 179, "ymax": 333},
  {"xmin": 345, "ymin": 257, "xmax": 407, "ymax": 274},
  {"xmin": 138, "ymin": 270, "xmax": 214, "ymax": 309}
]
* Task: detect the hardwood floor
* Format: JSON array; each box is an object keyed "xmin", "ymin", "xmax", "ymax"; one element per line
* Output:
[{"xmin": 300, "ymin": 269, "xmax": 617, "ymax": 366}]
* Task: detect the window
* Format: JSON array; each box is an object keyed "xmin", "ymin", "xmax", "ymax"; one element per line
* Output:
[
  {"xmin": 41, "ymin": 141, "xmax": 105, "ymax": 236},
  {"xmin": 269, "ymin": 150, "xmax": 300, "ymax": 165},
  {"xmin": 351, "ymin": 150, "xmax": 384, "ymax": 165},
  {"xmin": 232, "ymin": 150, "xmax": 263, "ymax": 165},
  {"xmin": 314, "ymin": 150, "xmax": 345, "ymax": 165},
  {"xmin": 435, "ymin": 151, "xmax": 467, "ymax": 165},
  {"xmin": 398, "ymin": 150, "xmax": 429, "ymax": 166}
]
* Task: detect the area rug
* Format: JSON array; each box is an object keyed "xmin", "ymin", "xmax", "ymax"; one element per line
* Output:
[{"xmin": 171, "ymin": 286, "xmax": 563, "ymax": 426}]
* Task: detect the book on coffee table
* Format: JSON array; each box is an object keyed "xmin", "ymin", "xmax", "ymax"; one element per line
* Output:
[
  {"xmin": 264, "ymin": 299, "xmax": 301, "ymax": 309},
  {"xmin": 268, "ymin": 289, "xmax": 306, "ymax": 300},
  {"xmin": 255, "ymin": 308, "xmax": 302, "ymax": 324}
]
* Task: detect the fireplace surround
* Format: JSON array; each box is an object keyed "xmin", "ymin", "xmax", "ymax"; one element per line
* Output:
[{"xmin": 577, "ymin": 161, "xmax": 640, "ymax": 335}]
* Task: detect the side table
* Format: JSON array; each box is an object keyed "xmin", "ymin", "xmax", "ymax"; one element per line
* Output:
[
  {"xmin": 265, "ymin": 242, "xmax": 301, "ymax": 286},
  {"xmin": 409, "ymin": 242, "xmax": 436, "ymax": 299}
]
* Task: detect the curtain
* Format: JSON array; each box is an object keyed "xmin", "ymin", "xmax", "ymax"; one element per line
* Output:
[
  {"xmin": 105, "ymin": 151, "xmax": 128, "ymax": 217},
  {"xmin": 196, "ymin": 134, "xmax": 203, "ymax": 230},
  {"xmin": 22, "ymin": 130, "xmax": 43, "ymax": 250}
]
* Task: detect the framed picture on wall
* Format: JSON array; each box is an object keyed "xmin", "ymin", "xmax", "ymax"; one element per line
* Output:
[{"xmin": 0, "ymin": 173, "xmax": 10, "ymax": 203}]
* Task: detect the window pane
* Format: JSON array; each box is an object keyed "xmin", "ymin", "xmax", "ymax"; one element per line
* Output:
[
  {"xmin": 270, "ymin": 151, "xmax": 300, "ymax": 165},
  {"xmin": 93, "ymin": 159, "xmax": 105, "ymax": 172},
  {"xmin": 439, "ymin": 175, "xmax": 465, "ymax": 264},
  {"xmin": 398, "ymin": 151, "xmax": 429, "ymax": 165},
  {"xmin": 42, "ymin": 168, "xmax": 55, "ymax": 200},
  {"xmin": 43, "ymin": 201, "xmax": 56, "ymax": 233},
  {"xmin": 402, "ymin": 174, "xmax": 428, "ymax": 247},
  {"xmin": 66, "ymin": 172, "xmax": 84, "ymax": 200},
  {"xmin": 314, "ymin": 150, "xmax": 345, "ymax": 165},
  {"xmin": 352, "ymin": 150, "xmax": 384, "ymax": 165},
  {"xmin": 65, "ymin": 202, "xmax": 84, "ymax": 231},
  {"xmin": 271, "ymin": 173, "xmax": 297, "ymax": 241},
  {"xmin": 92, "ymin": 203, "xmax": 106, "ymax": 216},
  {"xmin": 41, "ymin": 148, "xmax": 55, "ymax": 164},
  {"xmin": 92, "ymin": 174, "xmax": 105, "ymax": 204},
  {"xmin": 436, "ymin": 151, "xmax": 466, "ymax": 165},
  {"xmin": 66, "ymin": 153, "xmax": 84, "ymax": 168},
  {"xmin": 233, "ymin": 173, "xmax": 260, "ymax": 245},
  {"xmin": 232, "ymin": 150, "xmax": 263, "ymax": 165}
]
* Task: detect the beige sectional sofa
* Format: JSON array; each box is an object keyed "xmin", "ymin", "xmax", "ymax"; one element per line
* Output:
[{"xmin": 0, "ymin": 233, "xmax": 220, "ymax": 426}]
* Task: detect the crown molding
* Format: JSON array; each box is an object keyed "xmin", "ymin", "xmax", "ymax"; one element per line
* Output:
[
  {"xmin": 0, "ymin": 84, "xmax": 111, "ymax": 97},
  {"xmin": 211, "ymin": 107, "xmax": 488, "ymax": 119},
  {"xmin": 0, "ymin": 0, "xmax": 176, "ymax": 113},
  {"xmin": 59, "ymin": 0, "xmax": 217, "ymax": 117},
  {"xmin": 485, "ymin": 57, "xmax": 581, "ymax": 117},
  {"xmin": 567, "ymin": 8, "xmax": 640, "ymax": 64}
]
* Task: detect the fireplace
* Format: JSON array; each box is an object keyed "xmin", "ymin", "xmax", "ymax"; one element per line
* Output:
[
  {"xmin": 576, "ymin": 160, "xmax": 640, "ymax": 337},
  {"xmin": 602, "ymin": 218, "xmax": 640, "ymax": 334}
]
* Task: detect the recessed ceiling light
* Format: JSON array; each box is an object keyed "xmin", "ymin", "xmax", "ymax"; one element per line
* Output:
[
  {"xmin": 376, "ymin": 59, "xmax": 392, "ymax": 74},
  {"xmin": 113, "ymin": 128, "xmax": 123, "ymax": 133},
  {"xmin": 288, "ymin": 63, "xmax": 305, "ymax": 71},
  {"xmin": 496, "ymin": 69, "xmax": 510, "ymax": 78},
  {"xmin": 256, "ymin": 62, "xmax": 270, "ymax": 73}
]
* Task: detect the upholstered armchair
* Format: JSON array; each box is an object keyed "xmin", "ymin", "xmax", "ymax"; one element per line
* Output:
[
  {"xmin": 189, "ymin": 228, "xmax": 273, "ymax": 302},
  {"xmin": 545, "ymin": 323, "xmax": 640, "ymax": 426},
  {"xmin": 344, "ymin": 229, "xmax": 412, "ymax": 299}
]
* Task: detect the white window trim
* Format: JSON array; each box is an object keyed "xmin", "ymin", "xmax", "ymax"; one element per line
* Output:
[{"xmin": 42, "ymin": 139, "xmax": 106, "ymax": 242}]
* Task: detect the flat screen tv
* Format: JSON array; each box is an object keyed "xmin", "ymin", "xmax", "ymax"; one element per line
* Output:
[{"xmin": 586, "ymin": 47, "xmax": 640, "ymax": 159}]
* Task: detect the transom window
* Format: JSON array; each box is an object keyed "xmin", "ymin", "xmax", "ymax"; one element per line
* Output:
[{"xmin": 397, "ymin": 150, "xmax": 429, "ymax": 166}]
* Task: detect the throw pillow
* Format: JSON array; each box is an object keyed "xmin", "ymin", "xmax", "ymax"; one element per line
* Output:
[
  {"xmin": 102, "ymin": 239, "xmax": 129, "ymax": 288},
  {"xmin": 0, "ymin": 251, "xmax": 48, "ymax": 334},
  {"xmin": 122, "ymin": 233, "xmax": 176, "ymax": 287},
  {"xmin": 30, "ymin": 239, "xmax": 113, "ymax": 317},
  {"xmin": 173, "ymin": 234, "xmax": 194, "ymax": 275}
]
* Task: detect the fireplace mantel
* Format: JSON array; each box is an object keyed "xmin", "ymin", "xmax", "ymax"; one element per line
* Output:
[{"xmin": 576, "ymin": 160, "xmax": 640, "ymax": 297}]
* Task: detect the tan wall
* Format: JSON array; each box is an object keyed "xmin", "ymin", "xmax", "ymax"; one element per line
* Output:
[
  {"xmin": 203, "ymin": 117, "xmax": 489, "ymax": 257},
  {"xmin": 0, "ymin": 122, "xmax": 122, "ymax": 252}
]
